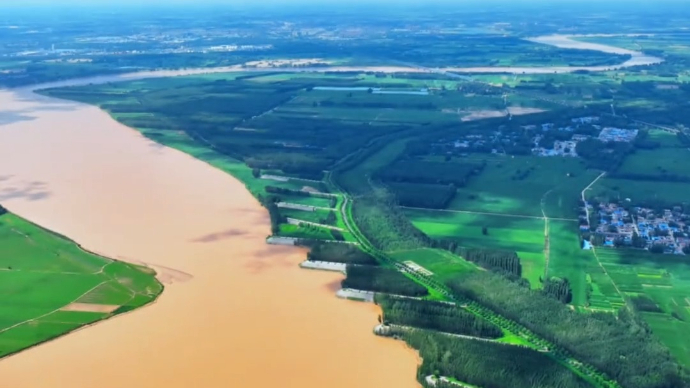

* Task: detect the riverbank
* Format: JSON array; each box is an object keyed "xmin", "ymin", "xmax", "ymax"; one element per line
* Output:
[{"xmin": 4, "ymin": 34, "xmax": 661, "ymax": 96}]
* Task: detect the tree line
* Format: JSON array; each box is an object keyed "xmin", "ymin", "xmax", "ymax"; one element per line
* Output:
[
  {"xmin": 376, "ymin": 294, "xmax": 502, "ymax": 339},
  {"xmin": 432, "ymin": 240, "xmax": 523, "ymax": 277},
  {"xmin": 386, "ymin": 182, "xmax": 457, "ymax": 209},
  {"xmin": 447, "ymin": 271, "xmax": 690, "ymax": 388},
  {"xmin": 305, "ymin": 242, "xmax": 379, "ymax": 265},
  {"xmin": 393, "ymin": 328, "xmax": 592, "ymax": 388},
  {"xmin": 342, "ymin": 265, "xmax": 428, "ymax": 297},
  {"xmin": 542, "ymin": 277, "xmax": 573, "ymax": 304}
]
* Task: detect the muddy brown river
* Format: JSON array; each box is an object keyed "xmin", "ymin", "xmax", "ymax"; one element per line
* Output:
[{"xmin": 0, "ymin": 86, "xmax": 421, "ymax": 387}]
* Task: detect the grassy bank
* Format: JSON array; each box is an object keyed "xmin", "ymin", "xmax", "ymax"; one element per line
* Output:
[{"xmin": 0, "ymin": 211, "xmax": 163, "ymax": 358}]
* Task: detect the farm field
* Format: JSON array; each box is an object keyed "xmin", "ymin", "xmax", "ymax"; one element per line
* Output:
[
  {"xmin": 0, "ymin": 212, "xmax": 162, "ymax": 358},
  {"xmin": 617, "ymin": 148, "xmax": 690, "ymax": 178},
  {"xmin": 590, "ymin": 176, "xmax": 690, "ymax": 206},
  {"xmin": 388, "ymin": 248, "xmax": 477, "ymax": 282},
  {"xmin": 404, "ymin": 208, "xmax": 546, "ymax": 288},
  {"xmin": 446, "ymin": 155, "xmax": 598, "ymax": 219},
  {"xmin": 592, "ymin": 248, "xmax": 690, "ymax": 366}
]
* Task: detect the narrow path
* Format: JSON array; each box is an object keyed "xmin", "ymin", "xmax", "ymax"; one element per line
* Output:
[
  {"xmin": 581, "ymin": 172, "xmax": 606, "ymax": 231},
  {"xmin": 0, "ymin": 280, "xmax": 109, "ymax": 335},
  {"xmin": 541, "ymin": 191, "xmax": 553, "ymax": 279}
]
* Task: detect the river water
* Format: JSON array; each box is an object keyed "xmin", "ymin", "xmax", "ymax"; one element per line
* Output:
[
  {"xmin": 0, "ymin": 34, "xmax": 660, "ymax": 387},
  {"xmin": 0, "ymin": 87, "xmax": 420, "ymax": 387}
]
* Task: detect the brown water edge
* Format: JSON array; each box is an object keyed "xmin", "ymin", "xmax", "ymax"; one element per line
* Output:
[{"xmin": 0, "ymin": 88, "xmax": 421, "ymax": 387}]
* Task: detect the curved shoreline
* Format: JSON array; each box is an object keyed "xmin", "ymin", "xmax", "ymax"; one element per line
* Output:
[
  {"xmin": 0, "ymin": 66, "xmax": 423, "ymax": 387},
  {"xmin": 5, "ymin": 35, "xmax": 662, "ymax": 95},
  {"xmin": 0, "ymin": 32, "xmax": 661, "ymax": 387}
]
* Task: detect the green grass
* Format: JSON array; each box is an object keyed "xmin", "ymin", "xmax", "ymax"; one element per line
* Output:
[
  {"xmin": 447, "ymin": 155, "xmax": 598, "ymax": 219},
  {"xmin": 404, "ymin": 208, "xmax": 546, "ymax": 288},
  {"xmin": 648, "ymin": 130, "xmax": 683, "ymax": 147},
  {"xmin": 278, "ymin": 194, "xmax": 333, "ymax": 208},
  {"xmin": 590, "ymin": 247, "xmax": 690, "ymax": 366},
  {"xmin": 0, "ymin": 212, "xmax": 162, "ymax": 358},
  {"xmin": 546, "ymin": 221, "xmax": 623, "ymax": 310},
  {"xmin": 389, "ymin": 248, "xmax": 477, "ymax": 282},
  {"xmin": 617, "ymin": 148, "xmax": 690, "ymax": 178},
  {"xmin": 590, "ymin": 176, "xmax": 690, "ymax": 206}
]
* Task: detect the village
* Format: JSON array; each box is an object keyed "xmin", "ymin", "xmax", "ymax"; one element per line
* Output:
[
  {"xmin": 582, "ymin": 201, "xmax": 690, "ymax": 254},
  {"xmin": 446, "ymin": 115, "xmax": 640, "ymax": 157}
]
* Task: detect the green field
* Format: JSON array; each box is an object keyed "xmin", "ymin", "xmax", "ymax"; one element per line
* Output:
[
  {"xmin": 447, "ymin": 155, "xmax": 598, "ymax": 219},
  {"xmin": 591, "ymin": 176, "xmax": 690, "ymax": 206},
  {"xmin": 0, "ymin": 212, "xmax": 162, "ymax": 358},
  {"xmin": 404, "ymin": 208, "xmax": 547, "ymax": 288},
  {"xmin": 617, "ymin": 148, "xmax": 690, "ymax": 178},
  {"xmin": 389, "ymin": 248, "xmax": 477, "ymax": 282},
  {"xmin": 592, "ymin": 248, "xmax": 690, "ymax": 365}
]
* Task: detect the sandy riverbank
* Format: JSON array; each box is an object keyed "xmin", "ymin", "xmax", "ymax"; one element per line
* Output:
[{"xmin": 0, "ymin": 86, "xmax": 421, "ymax": 387}]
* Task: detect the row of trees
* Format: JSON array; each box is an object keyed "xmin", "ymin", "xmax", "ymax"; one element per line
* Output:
[
  {"xmin": 264, "ymin": 185, "xmax": 312, "ymax": 197},
  {"xmin": 351, "ymin": 193, "xmax": 432, "ymax": 252},
  {"xmin": 447, "ymin": 271, "xmax": 689, "ymax": 388},
  {"xmin": 431, "ymin": 240, "xmax": 523, "ymax": 277},
  {"xmin": 376, "ymin": 295, "xmax": 502, "ymax": 339},
  {"xmin": 386, "ymin": 182, "xmax": 457, "ymax": 209},
  {"xmin": 375, "ymin": 160, "xmax": 484, "ymax": 187},
  {"xmin": 397, "ymin": 329, "xmax": 591, "ymax": 388},
  {"xmin": 342, "ymin": 265, "xmax": 428, "ymax": 297},
  {"xmin": 305, "ymin": 242, "xmax": 379, "ymax": 265},
  {"xmin": 542, "ymin": 277, "xmax": 573, "ymax": 304}
]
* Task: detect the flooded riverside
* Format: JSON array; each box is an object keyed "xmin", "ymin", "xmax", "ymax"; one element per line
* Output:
[{"xmin": 0, "ymin": 85, "xmax": 421, "ymax": 387}]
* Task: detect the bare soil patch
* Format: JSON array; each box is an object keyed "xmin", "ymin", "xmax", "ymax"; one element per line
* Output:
[{"xmin": 61, "ymin": 303, "xmax": 120, "ymax": 314}]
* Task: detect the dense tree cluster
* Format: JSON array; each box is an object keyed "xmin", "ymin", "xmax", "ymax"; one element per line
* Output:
[
  {"xmin": 447, "ymin": 272, "xmax": 690, "ymax": 388},
  {"xmin": 575, "ymin": 138, "xmax": 633, "ymax": 170},
  {"xmin": 396, "ymin": 329, "xmax": 591, "ymax": 388},
  {"xmin": 260, "ymin": 196, "xmax": 283, "ymax": 235},
  {"xmin": 432, "ymin": 241, "xmax": 522, "ymax": 277},
  {"xmin": 375, "ymin": 160, "xmax": 483, "ymax": 186},
  {"xmin": 376, "ymin": 295, "xmax": 502, "ymax": 338},
  {"xmin": 342, "ymin": 265, "xmax": 428, "ymax": 297},
  {"xmin": 386, "ymin": 182, "xmax": 456, "ymax": 209},
  {"xmin": 306, "ymin": 242, "xmax": 379, "ymax": 265},
  {"xmin": 351, "ymin": 193, "xmax": 433, "ymax": 252},
  {"xmin": 264, "ymin": 185, "xmax": 312, "ymax": 197},
  {"xmin": 0, "ymin": 204, "xmax": 6, "ymax": 216},
  {"xmin": 630, "ymin": 295, "xmax": 664, "ymax": 313},
  {"xmin": 542, "ymin": 277, "xmax": 573, "ymax": 304}
]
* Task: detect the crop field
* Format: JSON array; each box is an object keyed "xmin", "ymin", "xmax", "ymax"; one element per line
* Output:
[
  {"xmin": 592, "ymin": 248, "xmax": 690, "ymax": 366},
  {"xmin": 404, "ymin": 208, "xmax": 546, "ymax": 287},
  {"xmin": 0, "ymin": 212, "xmax": 162, "ymax": 358},
  {"xmin": 617, "ymin": 148, "xmax": 690, "ymax": 178},
  {"xmin": 446, "ymin": 155, "xmax": 598, "ymax": 219},
  {"xmin": 545, "ymin": 221, "xmax": 623, "ymax": 310},
  {"xmin": 590, "ymin": 177, "xmax": 690, "ymax": 206}
]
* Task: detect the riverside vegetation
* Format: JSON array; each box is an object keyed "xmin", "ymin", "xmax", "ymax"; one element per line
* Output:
[{"xmin": 6, "ymin": 3, "xmax": 690, "ymax": 387}]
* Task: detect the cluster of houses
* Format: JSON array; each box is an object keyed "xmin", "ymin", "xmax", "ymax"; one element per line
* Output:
[
  {"xmin": 529, "ymin": 116, "xmax": 639, "ymax": 157},
  {"xmin": 583, "ymin": 202, "xmax": 690, "ymax": 254},
  {"xmin": 598, "ymin": 127, "xmax": 639, "ymax": 142}
]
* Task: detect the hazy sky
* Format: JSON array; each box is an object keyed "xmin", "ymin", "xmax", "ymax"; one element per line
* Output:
[{"xmin": 6, "ymin": 0, "xmax": 674, "ymax": 4}]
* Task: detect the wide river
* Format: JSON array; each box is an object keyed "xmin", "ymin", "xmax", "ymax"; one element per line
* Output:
[
  {"xmin": 0, "ymin": 87, "xmax": 420, "ymax": 387},
  {"xmin": 0, "ymin": 34, "xmax": 661, "ymax": 387}
]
